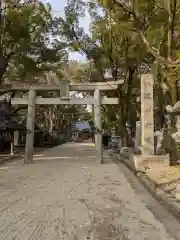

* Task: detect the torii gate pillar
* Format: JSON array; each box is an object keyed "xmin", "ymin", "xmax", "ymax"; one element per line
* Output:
[
  {"xmin": 94, "ymin": 89, "xmax": 103, "ymax": 163},
  {"xmin": 24, "ymin": 88, "xmax": 36, "ymax": 164}
]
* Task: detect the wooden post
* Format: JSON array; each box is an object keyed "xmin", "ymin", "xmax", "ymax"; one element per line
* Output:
[
  {"xmin": 60, "ymin": 80, "xmax": 69, "ymax": 99},
  {"xmin": 14, "ymin": 130, "xmax": 19, "ymax": 146},
  {"xmin": 94, "ymin": 89, "xmax": 103, "ymax": 163},
  {"xmin": 10, "ymin": 133, "xmax": 14, "ymax": 156},
  {"xmin": 24, "ymin": 88, "xmax": 36, "ymax": 164}
]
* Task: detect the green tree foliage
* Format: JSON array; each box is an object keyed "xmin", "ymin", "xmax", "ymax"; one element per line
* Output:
[
  {"xmin": 56, "ymin": 0, "xmax": 180, "ymax": 142},
  {"xmin": 98, "ymin": 0, "xmax": 180, "ymax": 106},
  {"xmin": 0, "ymin": 0, "xmax": 68, "ymax": 86},
  {"xmin": 2, "ymin": 0, "xmax": 180, "ymax": 144}
]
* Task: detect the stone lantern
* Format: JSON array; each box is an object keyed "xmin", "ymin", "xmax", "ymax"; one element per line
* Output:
[{"xmin": 166, "ymin": 103, "xmax": 180, "ymax": 164}]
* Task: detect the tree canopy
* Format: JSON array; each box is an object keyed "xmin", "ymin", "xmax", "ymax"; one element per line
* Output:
[
  {"xmin": 53, "ymin": 0, "xmax": 180, "ymax": 140},
  {"xmin": 2, "ymin": 0, "xmax": 180, "ymax": 142},
  {"xmin": 0, "ymin": 0, "xmax": 68, "ymax": 86}
]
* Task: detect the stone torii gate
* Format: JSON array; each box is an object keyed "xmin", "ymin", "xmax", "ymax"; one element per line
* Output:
[{"xmin": 8, "ymin": 79, "xmax": 123, "ymax": 164}]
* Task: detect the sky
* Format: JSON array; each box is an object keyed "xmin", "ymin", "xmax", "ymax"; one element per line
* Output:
[
  {"xmin": 75, "ymin": 122, "xmax": 90, "ymax": 130},
  {"xmin": 43, "ymin": 0, "xmax": 91, "ymax": 62}
]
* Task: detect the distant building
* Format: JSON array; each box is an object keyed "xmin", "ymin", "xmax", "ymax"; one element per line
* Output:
[
  {"xmin": 72, "ymin": 121, "xmax": 92, "ymax": 140},
  {"xmin": 75, "ymin": 122, "xmax": 90, "ymax": 131}
]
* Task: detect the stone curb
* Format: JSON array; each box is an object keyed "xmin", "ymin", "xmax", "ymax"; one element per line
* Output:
[{"xmin": 112, "ymin": 153, "xmax": 180, "ymax": 222}]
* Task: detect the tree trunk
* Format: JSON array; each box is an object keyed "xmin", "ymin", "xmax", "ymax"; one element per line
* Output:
[
  {"xmin": 49, "ymin": 108, "xmax": 53, "ymax": 133},
  {"xmin": 117, "ymin": 66, "xmax": 135, "ymax": 146},
  {"xmin": 0, "ymin": 57, "xmax": 8, "ymax": 85},
  {"xmin": 124, "ymin": 67, "xmax": 135, "ymax": 125},
  {"xmin": 167, "ymin": 0, "xmax": 177, "ymax": 104},
  {"xmin": 0, "ymin": 52, "xmax": 14, "ymax": 86},
  {"xmin": 167, "ymin": 0, "xmax": 177, "ymax": 61},
  {"xmin": 117, "ymin": 87, "xmax": 126, "ymax": 146}
]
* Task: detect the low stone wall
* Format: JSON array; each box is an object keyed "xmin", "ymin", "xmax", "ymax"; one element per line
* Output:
[
  {"xmin": 132, "ymin": 154, "xmax": 170, "ymax": 171},
  {"xmin": 113, "ymin": 151, "xmax": 180, "ymax": 222},
  {"xmin": 119, "ymin": 147, "xmax": 170, "ymax": 171}
]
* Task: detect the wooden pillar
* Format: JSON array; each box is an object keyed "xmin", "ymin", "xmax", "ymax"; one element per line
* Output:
[
  {"xmin": 14, "ymin": 130, "xmax": 19, "ymax": 146},
  {"xmin": 24, "ymin": 88, "xmax": 36, "ymax": 164},
  {"xmin": 60, "ymin": 79, "xmax": 69, "ymax": 99},
  {"xmin": 94, "ymin": 89, "xmax": 103, "ymax": 163},
  {"xmin": 10, "ymin": 133, "xmax": 14, "ymax": 156},
  {"xmin": 135, "ymin": 121, "xmax": 141, "ymax": 150}
]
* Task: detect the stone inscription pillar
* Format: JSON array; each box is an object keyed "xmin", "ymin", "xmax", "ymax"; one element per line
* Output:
[{"xmin": 141, "ymin": 74, "xmax": 154, "ymax": 155}]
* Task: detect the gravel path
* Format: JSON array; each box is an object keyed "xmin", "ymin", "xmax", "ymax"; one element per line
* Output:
[{"xmin": 0, "ymin": 142, "xmax": 179, "ymax": 239}]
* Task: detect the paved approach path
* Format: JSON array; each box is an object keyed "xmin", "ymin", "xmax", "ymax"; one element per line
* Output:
[{"xmin": 0, "ymin": 142, "xmax": 179, "ymax": 240}]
